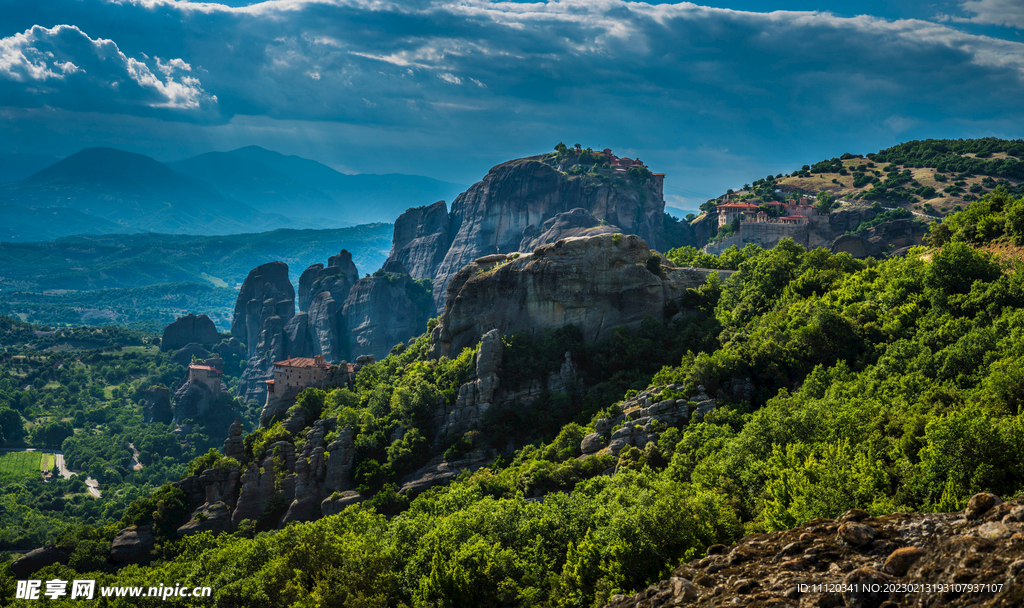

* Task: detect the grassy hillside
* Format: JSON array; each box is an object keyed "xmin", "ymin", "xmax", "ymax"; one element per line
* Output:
[{"xmin": 770, "ymin": 138, "xmax": 1024, "ymax": 216}]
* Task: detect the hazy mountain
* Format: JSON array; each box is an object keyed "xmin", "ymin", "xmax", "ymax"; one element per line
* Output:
[
  {"xmin": 0, "ymin": 202, "xmax": 124, "ymax": 243},
  {"xmin": 0, "ymin": 152, "xmax": 60, "ymax": 183},
  {"xmin": 0, "ymin": 147, "xmax": 318, "ymax": 238},
  {"xmin": 226, "ymin": 146, "xmax": 467, "ymax": 224},
  {"xmin": 0, "ymin": 223, "xmax": 393, "ymax": 292},
  {"xmin": 167, "ymin": 151, "xmax": 351, "ymax": 227}
]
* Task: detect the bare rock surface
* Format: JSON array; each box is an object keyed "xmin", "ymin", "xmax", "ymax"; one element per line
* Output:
[
  {"xmin": 604, "ymin": 493, "xmax": 1024, "ymax": 608},
  {"xmin": 139, "ymin": 386, "xmax": 172, "ymax": 424},
  {"xmin": 109, "ymin": 525, "xmax": 155, "ymax": 565},
  {"xmin": 162, "ymin": 313, "xmax": 219, "ymax": 351},
  {"xmin": 430, "ymin": 158, "xmax": 665, "ymax": 312},
  {"xmin": 430, "ymin": 233, "xmax": 725, "ymax": 358},
  {"xmin": 388, "ymin": 200, "xmax": 453, "ymax": 280},
  {"xmin": 11, "ymin": 544, "xmax": 69, "ymax": 577},
  {"xmin": 519, "ymin": 207, "xmax": 623, "ymax": 251}
]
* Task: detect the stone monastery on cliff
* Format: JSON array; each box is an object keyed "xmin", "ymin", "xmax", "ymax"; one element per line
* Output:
[{"xmin": 704, "ymin": 196, "xmax": 831, "ymax": 254}]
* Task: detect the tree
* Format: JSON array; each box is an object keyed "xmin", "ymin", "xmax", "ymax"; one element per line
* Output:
[
  {"xmin": 555, "ymin": 142, "xmax": 568, "ymax": 154},
  {"xmin": 815, "ymin": 190, "xmax": 836, "ymax": 213}
]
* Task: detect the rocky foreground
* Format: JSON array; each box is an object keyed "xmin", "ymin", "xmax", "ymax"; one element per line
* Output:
[{"xmin": 606, "ymin": 493, "xmax": 1024, "ymax": 607}]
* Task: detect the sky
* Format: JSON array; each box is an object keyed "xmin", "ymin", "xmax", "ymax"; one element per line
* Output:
[{"xmin": 2, "ymin": 0, "xmax": 1024, "ymax": 210}]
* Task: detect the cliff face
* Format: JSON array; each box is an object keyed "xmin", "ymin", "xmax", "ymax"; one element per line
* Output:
[
  {"xmin": 430, "ymin": 233, "xmax": 724, "ymax": 359},
  {"xmin": 432, "ymin": 159, "xmax": 664, "ymax": 311},
  {"xmin": 386, "ymin": 155, "xmax": 666, "ymax": 313},
  {"xmin": 605, "ymin": 493, "xmax": 1024, "ymax": 608},
  {"xmin": 233, "ymin": 252, "xmax": 434, "ymax": 402},
  {"xmin": 341, "ymin": 266, "xmax": 430, "ymax": 362}
]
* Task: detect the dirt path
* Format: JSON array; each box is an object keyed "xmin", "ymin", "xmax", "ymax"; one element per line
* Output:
[{"xmin": 128, "ymin": 442, "xmax": 143, "ymax": 471}]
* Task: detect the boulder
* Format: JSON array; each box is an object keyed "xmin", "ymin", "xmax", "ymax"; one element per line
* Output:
[
  {"xmin": 176, "ymin": 502, "xmax": 233, "ymax": 537},
  {"xmin": 430, "ymin": 233, "xmax": 721, "ymax": 358},
  {"xmin": 162, "ymin": 314, "xmax": 219, "ymax": 351},
  {"xmin": 829, "ymin": 233, "xmax": 884, "ymax": 259},
  {"xmin": 321, "ymin": 491, "xmax": 365, "ymax": 517},
  {"xmin": 223, "ymin": 418, "xmax": 244, "ymax": 459},
  {"xmin": 11, "ymin": 544, "xmax": 69, "ymax": 577},
  {"xmin": 581, "ymin": 432, "xmax": 604, "ymax": 454},
  {"xmin": 965, "ymin": 492, "xmax": 1003, "ymax": 520},
  {"xmin": 110, "ymin": 525, "xmax": 155, "ymax": 565}
]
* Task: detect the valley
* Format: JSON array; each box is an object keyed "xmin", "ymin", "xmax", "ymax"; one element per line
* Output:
[{"xmin": 1, "ymin": 140, "xmax": 1024, "ymax": 607}]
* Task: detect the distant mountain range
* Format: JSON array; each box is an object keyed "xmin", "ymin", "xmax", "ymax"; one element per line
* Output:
[
  {"xmin": 0, "ymin": 224, "xmax": 393, "ymax": 293},
  {"xmin": 0, "ymin": 146, "xmax": 465, "ymax": 242}
]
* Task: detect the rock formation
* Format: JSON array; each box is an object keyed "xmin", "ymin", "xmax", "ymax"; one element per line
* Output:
[
  {"xmin": 170, "ymin": 343, "xmax": 210, "ymax": 368},
  {"xmin": 389, "ymin": 200, "xmax": 453, "ymax": 280},
  {"xmin": 384, "ymin": 153, "xmax": 666, "ymax": 313},
  {"xmin": 519, "ymin": 208, "xmax": 623, "ymax": 251},
  {"xmin": 138, "ymin": 386, "xmax": 172, "ymax": 424},
  {"xmin": 171, "ymin": 377, "xmax": 216, "ymax": 424},
  {"xmin": 232, "ymin": 262, "xmax": 296, "ymax": 403},
  {"xmin": 11, "ymin": 544, "xmax": 69, "ymax": 577},
  {"xmin": 297, "ymin": 263, "xmax": 323, "ymax": 313},
  {"xmin": 604, "ymin": 492, "xmax": 1024, "ymax": 608},
  {"xmin": 340, "ymin": 260, "xmax": 432, "ymax": 362},
  {"xmin": 430, "ymin": 233, "xmax": 729, "ymax": 358},
  {"xmin": 110, "ymin": 525, "xmax": 156, "ymax": 565},
  {"xmin": 161, "ymin": 313, "xmax": 220, "ymax": 351}
]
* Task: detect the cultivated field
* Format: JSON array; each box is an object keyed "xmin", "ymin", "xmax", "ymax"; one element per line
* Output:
[{"xmin": 0, "ymin": 451, "xmax": 44, "ymax": 479}]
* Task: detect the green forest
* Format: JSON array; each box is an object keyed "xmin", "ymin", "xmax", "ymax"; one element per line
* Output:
[
  {"xmin": 0, "ymin": 320, "xmax": 250, "ymax": 554},
  {"xmin": 4, "ymin": 187, "xmax": 1024, "ymax": 607}
]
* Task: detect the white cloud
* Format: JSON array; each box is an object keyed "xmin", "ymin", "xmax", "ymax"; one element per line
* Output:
[
  {"xmin": 0, "ymin": 24, "xmax": 216, "ymax": 115},
  {"xmin": 438, "ymin": 72, "xmax": 462, "ymax": 84},
  {"xmin": 959, "ymin": 0, "xmax": 1024, "ymax": 29}
]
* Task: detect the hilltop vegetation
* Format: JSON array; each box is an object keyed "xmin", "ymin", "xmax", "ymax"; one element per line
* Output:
[
  {"xmin": 4, "ymin": 187, "xmax": 1022, "ymax": 607},
  {"xmin": 765, "ymin": 138, "xmax": 1024, "ymax": 216}
]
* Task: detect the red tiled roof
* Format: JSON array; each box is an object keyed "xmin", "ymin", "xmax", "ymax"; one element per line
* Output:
[
  {"xmin": 190, "ymin": 365, "xmax": 221, "ymax": 373},
  {"xmin": 274, "ymin": 357, "xmax": 329, "ymax": 368}
]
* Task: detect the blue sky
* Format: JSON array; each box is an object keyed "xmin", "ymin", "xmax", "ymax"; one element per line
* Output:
[{"xmin": 2, "ymin": 0, "xmax": 1024, "ymax": 210}]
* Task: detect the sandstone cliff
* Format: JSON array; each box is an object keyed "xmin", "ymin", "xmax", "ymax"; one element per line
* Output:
[
  {"xmin": 389, "ymin": 200, "xmax": 452, "ymax": 280},
  {"xmin": 340, "ymin": 260, "xmax": 432, "ymax": 362},
  {"xmin": 605, "ymin": 493, "xmax": 1024, "ymax": 608},
  {"xmin": 385, "ymin": 152, "xmax": 667, "ymax": 313},
  {"xmin": 161, "ymin": 314, "xmax": 219, "ymax": 351},
  {"xmin": 430, "ymin": 233, "xmax": 726, "ymax": 359}
]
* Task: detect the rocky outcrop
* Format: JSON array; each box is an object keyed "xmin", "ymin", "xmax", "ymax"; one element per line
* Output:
[
  {"xmin": 139, "ymin": 386, "xmax": 172, "ymax": 424},
  {"xmin": 11, "ymin": 544, "xmax": 69, "ymax": 577},
  {"xmin": 604, "ymin": 493, "xmax": 1024, "ymax": 608},
  {"xmin": 519, "ymin": 208, "xmax": 622, "ymax": 251},
  {"xmin": 109, "ymin": 525, "xmax": 155, "ymax": 565},
  {"xmin": 389, "ymin": 200, "xmax": 453, "ymax": 280},
  {"xmin": 830, "ymin": 233, "xmax": 885, "ymax": 259},
  {"xmin": 436, "ymin": 329, "xmax": 502, "ymax": 441},
  {"xmin": 297, "ymin": 264, "xmax": 324, "ymax": 313},
  {"xmin": 340, "ymin": 261, "xmax": 431, "ymax": 362},
  {"xmin": 582, "ymin": 384, "xmax": 704, "ymax": 457},
  {"xmin": 863, "ymin": 218, "xmax": 927, "ymax": 251},
  {"xmin": 430, "ymin": 233, "xmax": 728, "ymax": 358},
  {"xmin": 233, "ymin": 262, "xmax": 296, "ymax": 403},
  {"xmin": 231, "ymin": 261, "xmax": 295, "ymax": 357},
  {"xmin": 170, "ymin": 343, "xmax": 210, "ymax": 368},
  {"xmin": 223, "ymin": 418, "xmax": 244, "ymax": 458},
  {"xmin": 177, "ymin": 501, "xmax": 233, "ymax": 538},
  {"xmin": 308, "ymin": 292, "xmax": 341, "ymax": 361},
  {"xmin": 829, "ymin": 207, "xmax": 877, "ymax": 234},
  {"xmin": 171, "ymin": 378, "xmax": 216, "ymax": 424},
  {"xmin": 161, "ymin": 314, "xmax": 219, "ymax": 351},
  {"xmin": 321, "ymin": 490, "xmax": 365, "ymax": 517},
  {"xmin": 429, "ymin": 158, "xmax": 665, "ymax": 312}
]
